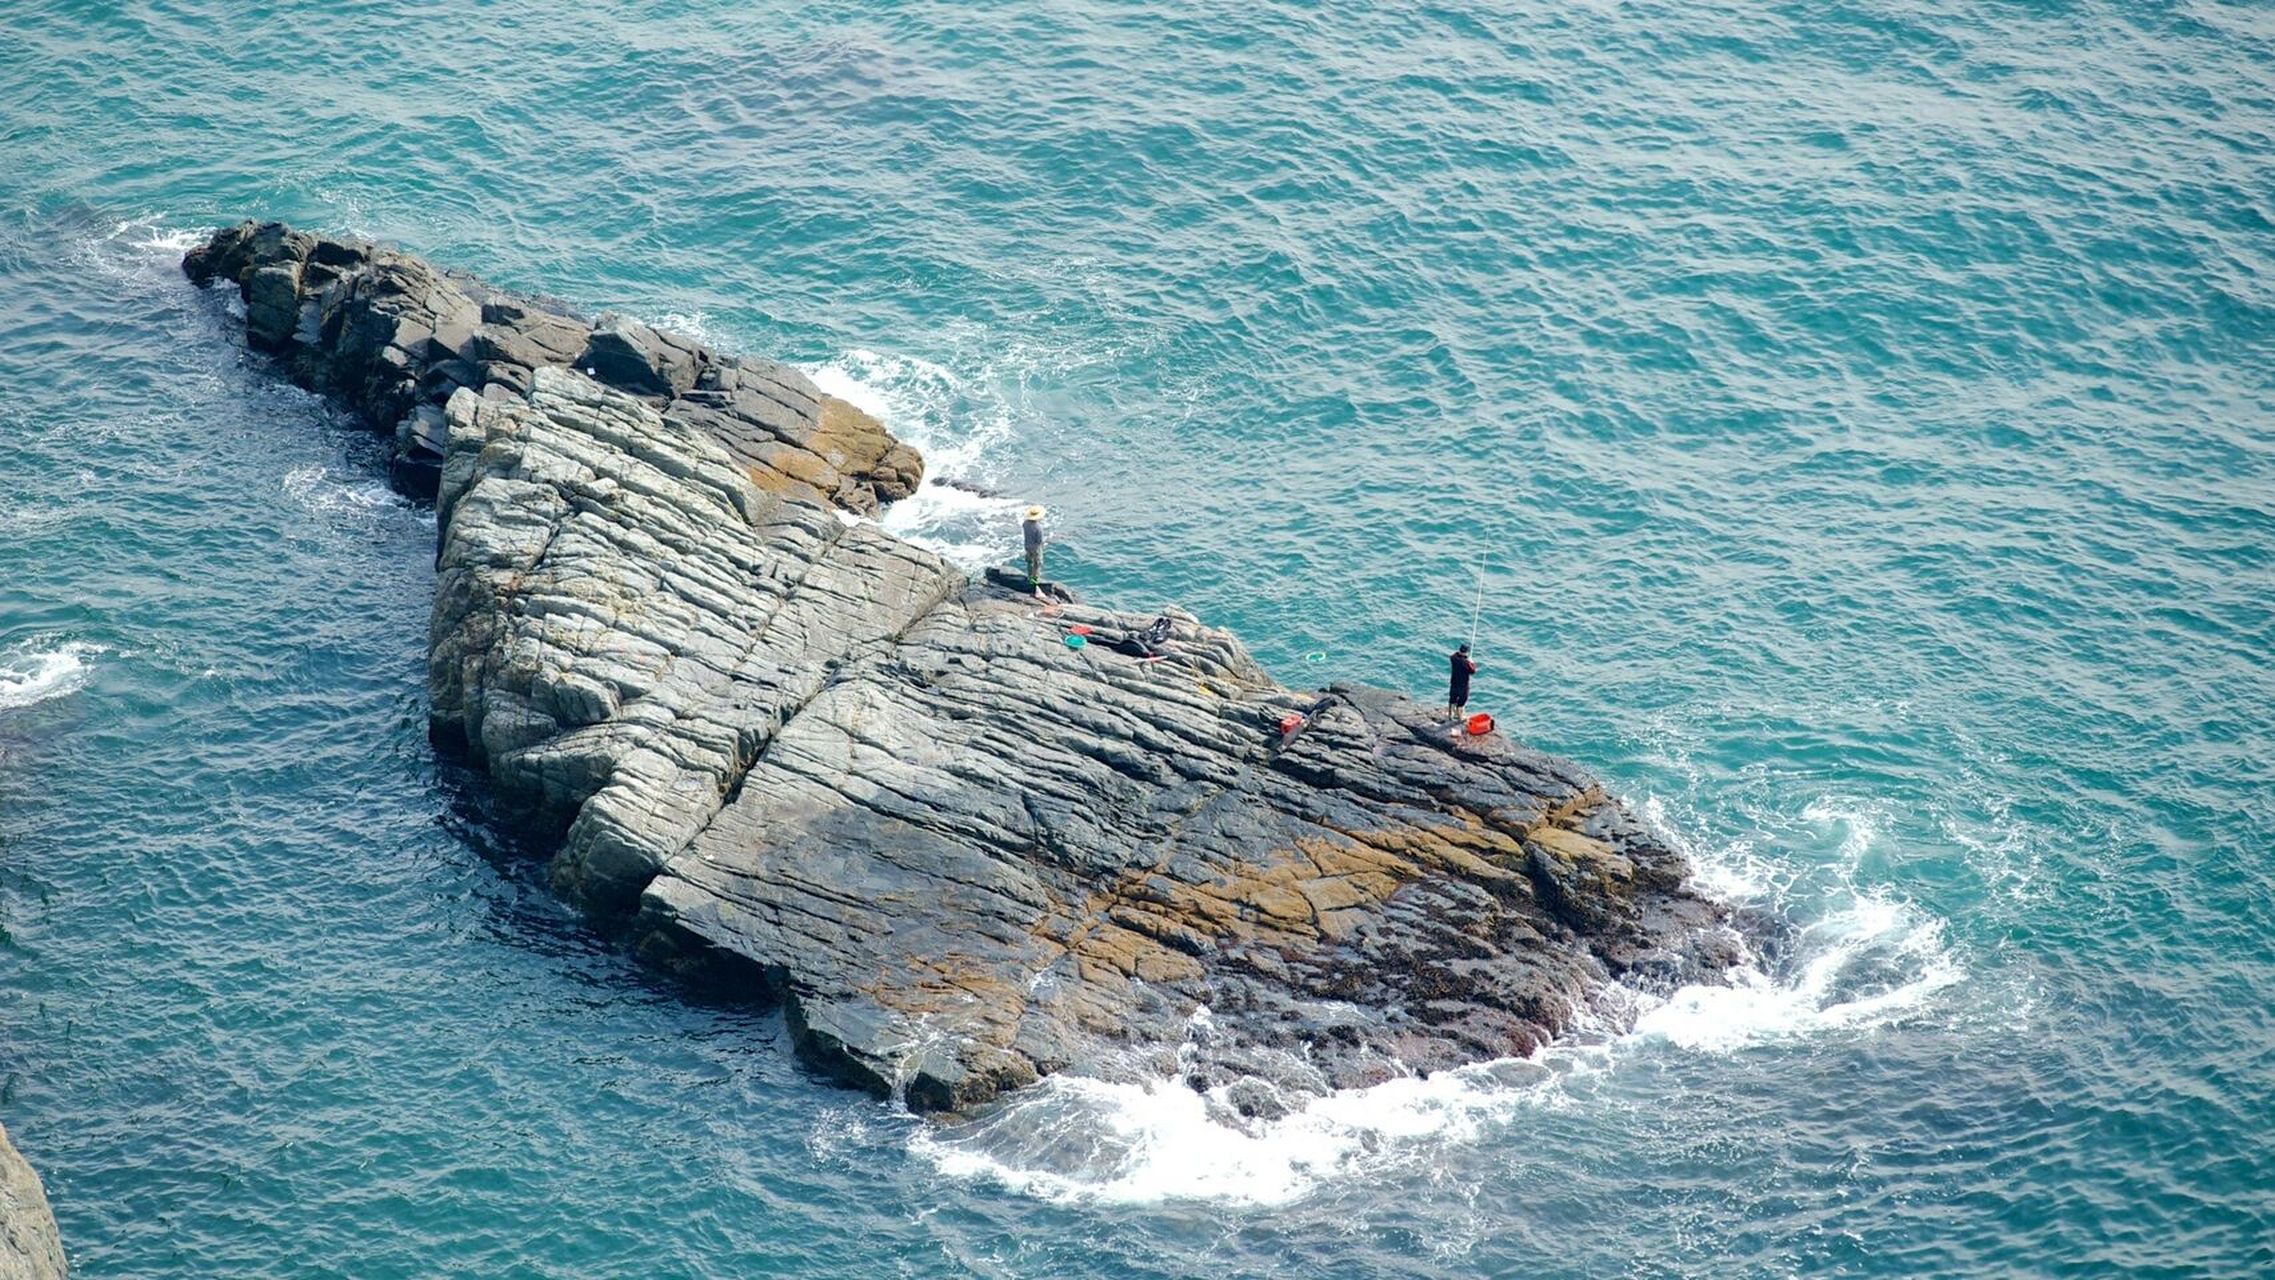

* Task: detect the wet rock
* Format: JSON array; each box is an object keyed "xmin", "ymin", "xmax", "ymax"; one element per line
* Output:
[
  {"xmin": 193, "ymin": 223, "xmax": 1737, "ymax": 1116},
  {"xmin": 0, "ymin": 1121, "xmax": 64, "ymax": 1280}
]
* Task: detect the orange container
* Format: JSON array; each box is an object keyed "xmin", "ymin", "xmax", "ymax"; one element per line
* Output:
[{"xmin": 1466, "ymin": 713, "xmax": 1494, "ymax": 736}]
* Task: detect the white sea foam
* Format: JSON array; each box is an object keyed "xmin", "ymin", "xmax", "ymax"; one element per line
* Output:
[
  {"xmin": 1800, "ymin": 793, "xmax": 1896, "ymax": 877},
  {"xmin": 282, "ymin": 464, "xmax": 406, "ymax": 518},
  {"xmin": 126, "ymin": 221, "xmax": 205, "ymax": 256},
  {"xmin": 649, "ymin": 309, "xmax": 736, "ymax": 354},
  {"xmin": 76, "ymin": 217, "xmax": 204, "ymax": 283},
  {"xmin": 911, "ymin": 784, "xmax": 1967, "ymax": 1208},
  {"xmin": 0, "ymin": 640, "xmax": 97, "ymax": 711},
  {"xmin": 1627, "ymin": 789, "xmax": 1962, "ymax": 1051},
  {"xmin": 805, "ymin": 346, "xmax": 1026, "ymax": 568},
  {"xmin": 102, "ymin": 219, "xmax": 204, "ymax": 256},
  {"xmin": 908, "ymin": 1011, "xmax": 1577, "ymax": 1208},
  {"xmin": 1630, "ymin": 900, "xmax": 1961, "ymax": 1051}
]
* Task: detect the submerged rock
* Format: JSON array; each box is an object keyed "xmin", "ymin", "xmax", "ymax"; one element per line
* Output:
[
  {"xmin": 187, "ymin": 223, "xmax": 1739, "ymax": 1113},
  {"xmin": 0, "ymin": 1121, "xmax": 64, "ymax": 1280}
]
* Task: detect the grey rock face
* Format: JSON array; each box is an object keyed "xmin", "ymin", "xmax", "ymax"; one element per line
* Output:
[
  {"xmin": 428, "ymin": 369, "xmax": 964, "ymax": 911},
  {"xmin": 0, "ymin": 1122, "xmax": 64, "ymax": 1280},
  {"xmin": 579, "ymin": 315, "xmax": 706, "ymax": 398},
  {"xmin": 183, "ymin": 221, "xmax": 919, "ymax": 511},
  {"xmin": 190, "ymin": 223, "xmax": 1738, "ymax": 1115}
]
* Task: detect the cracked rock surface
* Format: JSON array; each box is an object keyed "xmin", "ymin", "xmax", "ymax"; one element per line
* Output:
[{"xmin": 188, "ymin": 223, "xmax": 1738, "ymax": 1114}]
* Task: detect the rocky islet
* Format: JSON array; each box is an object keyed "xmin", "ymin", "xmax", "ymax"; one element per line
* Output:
[{"xmin": 183, "ymin": 220, "xmax": 1745, "ymax": 1115}]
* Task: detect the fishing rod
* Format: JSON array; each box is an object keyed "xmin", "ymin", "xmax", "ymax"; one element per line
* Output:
[{"xmin": 1468, "ymin": 560, "xmax": 1485, "ymax": 651}]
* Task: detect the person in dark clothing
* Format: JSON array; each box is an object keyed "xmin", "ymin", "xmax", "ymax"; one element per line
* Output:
[
  {"xmin": 1020, "ymin": 505, "xmax": 1047, "ymax": 593},
  {"xmin": 1446, "ymin": 642, "xmax": 1478, "ymax": 719}
]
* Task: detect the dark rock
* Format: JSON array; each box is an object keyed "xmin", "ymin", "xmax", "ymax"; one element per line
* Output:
[
  {"xmin": 250, "ymin": 220, "xmax": 314, "ymax": 272},
  {"xmin": 580, "ymin": 315, "xmax": 703, "ymax": 399},
  {"xmin": 389, "ymin": 452, "xmax": 442, "ymax": 502},
  {"xmin": 309, "ymin": 236, "xmax": 368, "ymax": 269},
  {"xmin": 476, "ymin": 359, "xmax": 534, "ymax": 398},
  {"xmin": 180, "ymin": 222, "xmax": 920, "ymax": 514},
  {"xmin": 180, "ymin": 218, "xmax": 250, "ymax": 285},
  {"xmin": 417, "ymin": 358, "xmax": 481, "ymax": 399},
  {"xmin": 244, "ymin": 262, "xmax": 302, "ymax": 351},
  {"xmin": 983, "ymin": 567, "xmax": 1075, "ymax": 601}
]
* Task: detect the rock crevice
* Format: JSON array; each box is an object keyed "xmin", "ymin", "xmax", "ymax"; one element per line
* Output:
[{"xmin": 188, "ymin": 222, "xmax": 1739, "ymax": 1114}]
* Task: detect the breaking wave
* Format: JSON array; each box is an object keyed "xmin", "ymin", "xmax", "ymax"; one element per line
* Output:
[
  {"xmin": 282, "ymin": 464, "xmax": 410, "ymax": 518},
  {"xmin": 907, "ymin": 1010, "xmax": 1582, "ymax": 1208},
  {"xmin": 106, "ymin": 218, "xmax": 205, "ymax": 258},
  {"xmin": 909, "ymin": 789, "xmax": 1964, "ymax": 1207},
  {"xmin": 806, "ymin": 346, "xmax": 1027, "ymax": 568},
  {"xmin": 1622, "ymin": 794, "xmax": 1965, "ymax": 1052},
  {"xmin": 0, "ymin": 639, "xmax": 97, "ymax": 711},
  {"xmin": 72, "ymin": 216, "xmax": 206, "ymax": 284},
  {"xmin": 1628, "ymin": 898, "xmax": 1961, "ymax": 1052}
]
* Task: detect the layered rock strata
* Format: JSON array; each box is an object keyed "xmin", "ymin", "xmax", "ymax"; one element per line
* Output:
[
  {"xmin": 184, "ymin": 220, "xmax": 921, "ymax": 512},
  {"xmin": 187, "ymin": 223, "xmax": 1739, "ymax": 1114},
  {"xmin": 0, "ymin": 1123, "xmax": 64, "ymax": 1280}
]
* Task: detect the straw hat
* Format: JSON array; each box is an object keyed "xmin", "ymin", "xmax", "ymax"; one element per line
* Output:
[{"xmin": 1022, "ymin": 505, "xmax": 1046, "ymax": 521}]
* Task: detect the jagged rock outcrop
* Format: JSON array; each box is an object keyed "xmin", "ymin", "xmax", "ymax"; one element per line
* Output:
[
  {"xmin": 187, "ymin": 223, "xmax": 1740, "ymax": 1115},
  {"xmin": 0, "ymin": 1122, "xmax": 64, "ymax": 1280},
  {"xmin": 184, "ymin": 220, "xmax": 919, "ymax": 512}
]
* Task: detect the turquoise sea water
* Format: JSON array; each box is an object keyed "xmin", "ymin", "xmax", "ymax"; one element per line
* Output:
[{"xmin": 3, "ymin": 1, "xmax": 2272, "ymax": 1274}]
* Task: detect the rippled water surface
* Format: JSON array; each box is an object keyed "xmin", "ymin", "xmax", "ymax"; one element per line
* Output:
[{"xmin": 3, "ymin": 1, "xmax": 2272, "ymax": 1275}]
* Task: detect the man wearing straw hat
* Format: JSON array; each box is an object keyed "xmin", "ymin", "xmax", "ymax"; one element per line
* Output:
[{"xmin": 1021, "ymin": 505, "xmax": 1048, "ymax": 594}]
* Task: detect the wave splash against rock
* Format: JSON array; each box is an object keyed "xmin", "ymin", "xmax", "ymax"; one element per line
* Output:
[{"xmin": 185, "ymin": 220, "xmax": 1741, "ymax": 1114}]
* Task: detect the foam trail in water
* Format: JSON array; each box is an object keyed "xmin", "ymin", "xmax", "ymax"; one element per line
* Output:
[{"xmin": 0, "ymin": 640, "xmax": 97, "ymax": 711}]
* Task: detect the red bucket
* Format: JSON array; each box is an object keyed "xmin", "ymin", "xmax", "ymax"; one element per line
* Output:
[{"xmin": 1465, "ymin": 713, "xmax": 1494, "ymax": 736}]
